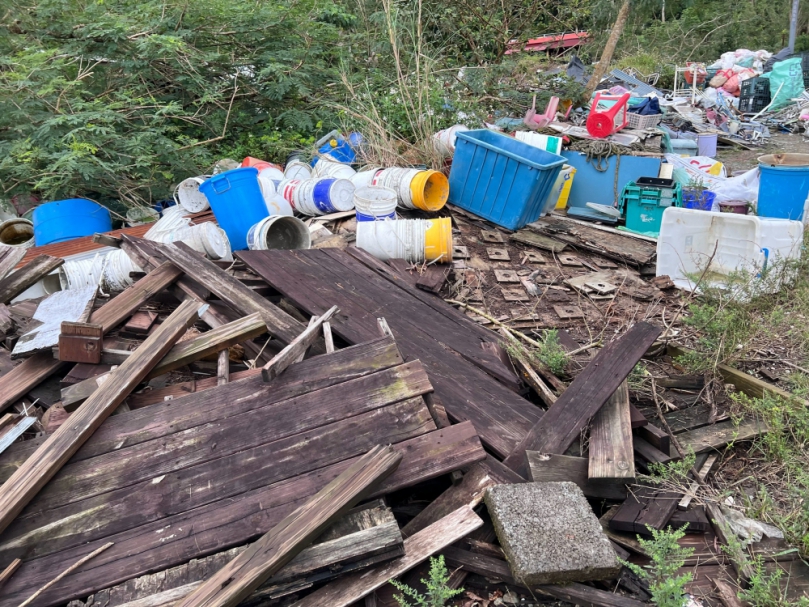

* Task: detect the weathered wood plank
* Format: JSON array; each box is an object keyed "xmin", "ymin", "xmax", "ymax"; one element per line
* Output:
[
  {"xmin": 527, "ymin": 452, "xmax": 628, "ymax": 501},
  {"xmin": 608, "ymin": 486, "xmax": 680, "ymax": 535},
  {"xmin": 0, "ymin": 424, "xmax": 483, "ymax": 607},
  {"xmin": 0, "ymin": 397, "xmax": 435, "ymax": 563},
  {"xmin": 509, "ymin": 230, "xmax": 567, "ymax": 254},
  {"xmin": 61, "ymin": 312, "xmax": 267, "ymax": 409},
  {"xmin": 176, "ymin": 445, "xmax": 402, "ymax": 607},
  {"xmin": 0, "ymin": 248, "xmax": 27, "ymax": 282},
  {"xmin": 291, "ymin": 506, "xmax": 484, "ymax": 607},
  {"xmin": 0, "ymin": 255, "xmax": 64, "ymax": 305},
  {"xmin": 0, "ymin": 338, "xmax": 405, "ymax": 480},
  {"xmin": 90, "ymin": 263, "xmax": 183, "ymax": 333},
  {"xmin": 502, "ymin": 322, "xmax": 661, "ymax": 476},
  {"xmin": 0, "ymin": 558, "xmax": 20, "ymax": 590},
  {"xmin": 0, "ymin": 353, "xmax": 68, "ymax": 413},
  {"xmin": 589, "ymin": 381, "xmax": 635, "ymax": 480},
  {"xmin": 238, "ymin": 248, "xmax": 540, "ymax": 458},
  {"xmin": 0, "ymin": 299, "xmax": 203, "ymax": 536},
  {"xmin": 76, "ymin": 502, "xmax": 402, "ymax": 607},
  {"xmin": 217, "ymin": 350, "xmax": 229, "ymax": 386},
  {"xmin": 159, "ymin": 241, "xmax": 307, "ymax": 346},
  {"xmin": 677, "ymin": 419, "xmax": 767, "ymax": 454},
  {"xmin": 635, "ymin": 422, "xmax": 670, "ymax": 454},
  {"xmin": 263, "ymin": 307, "xmax": 337, "ymax": 381}
]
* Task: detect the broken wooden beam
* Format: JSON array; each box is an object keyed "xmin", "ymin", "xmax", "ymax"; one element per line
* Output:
[
  {"xmin": 502, "ymin": 322, "xmax": 661, "ymax": 476},
  {"xmin": 0, "ymin": 299, "xmax": 205, "ymax": 536},
  {"xmin": 292, "ymin": 506, "xmax": 483, "ymax": 607},
  {"xmin": 527, "ymin": 453, "xmax": 627, "ymax": 500},
  {"xmin": 60, "ymin": 312, "xmax": 266, "ymax": 409},
  {"xmin": 589, "ymin": 381, "xmax": 635, "ymax": 481},
  {"xmin": 263, "ymin": 306, "xmax": 338, "ymax": 381},
  {"xmin": 176, "ymin": 445, "xmax": 402, "ymax": 607},
  {"xmin": 0, "ymin": 353, "xmax": 68, "ymax": 413},
  {"xmin": 0, "ymin": 248, "xmax": 27, "ymax": 283},
  {"xmin": 158, "ymin": 241, "xmax": 309, "ymax": 346},
  {"xmin": 0, "ymin": 255, "xmax": 63, "ymax": 305}
]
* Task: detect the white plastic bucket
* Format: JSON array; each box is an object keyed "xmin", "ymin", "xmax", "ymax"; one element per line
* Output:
[
  {"xmin": 284, "ymin": 160, "xmax": 312, "ymax": 181},
  {"xmin": 174, "ymin": 177, "xmax": 211, "ymax": 213},
  {"xmin": 258, "ymin": 165, "xmax": 285, "ymax": 182},
  {"xmin": 257, "ymin": 172, "xmax": 294, "ymax": 216},
  {"xmin": 354, "ymin": 186, "xmax": 398, "ymax": 222},
  {"xmin": 294, "ymin": 178, "xmax": 355, "ymax": 216},
  {"xmin": 0, "ymin": 218, "xmax": 34, "ymax": 249},
  {"xmin": 313, "ymin": 156, "xmax": 356, "ymax": 180},
  {"xmin": 434, "ymin": 125, "xmax": 470, "ymax": 155},
  {"xmin": 357, "ymin": 219, "xmax": 425, "ymax": 263},
  {"xmin": 277, "ymin": 179, "xmax": 301, "ymax": 209},
  {"xmin": 372, "ymin": 168, "xmax": 420, "ymax": 209},
  {"xmin": 162, "ymin": 222, "xmax": 231, "ymax": 260},
  {"xmin": 247, "ymin": 216, "xmax": 311, "ymax": 250},
  {"xmin": 351, "ymin": 168, "xmax": 383, "ymax": 189}
]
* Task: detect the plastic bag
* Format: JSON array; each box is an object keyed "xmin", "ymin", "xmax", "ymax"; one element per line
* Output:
[
  {"xmin": 665, "ymin": 154, "xmax": 727, "ymax": 186},
  {"xmin": 768, "ymin": 57, "xmax": 805, "ymax": 111},
  {"xmin": 710, "ymin": 167, "xmax": 760, "ymax": 205},
  {"xmin": 721, "ymin": 507, "xmax": 784, "ymax": 547}
]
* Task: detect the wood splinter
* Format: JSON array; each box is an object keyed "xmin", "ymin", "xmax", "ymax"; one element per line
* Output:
[{"xmin": 262, "ymin": 306, "xmax": 339, "ymax": 382}]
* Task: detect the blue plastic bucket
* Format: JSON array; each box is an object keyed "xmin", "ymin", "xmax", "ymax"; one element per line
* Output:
[
  {"xmin": 199, "ymin": 167, "xmax": 269, "ymax": 250},
  {"xmin": 33, "ymin": 199, "xmax": 112, "ymax": 246},
  {"xmin": 757, "ymin": 154, "xmax": 809, "ymax": 220}
]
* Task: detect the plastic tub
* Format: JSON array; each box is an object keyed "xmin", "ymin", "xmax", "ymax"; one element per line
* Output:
[
  {"xmin": 247, "ymin": 216, "xmax": 311, "ymax": 250},
  {"xmin": 33, "ymin": 199, "xmax": 113, "ymax": 246},
  {"xmin": 354, "ymin": 186, "xmax": 398, "ymax": 221},
  {"xmin": 257, "ymin": 172, "xmax": 294, "ymax": 216},
  {"xmin": 409, "ymin": 170, "xmax": 449, "ymax": 212},
  {"xmin": 656, "ymin": 207, "xmax": 803, "ymax": 293},
  {"xmin": 199, "ymin": 167, "xmax": 269, "ymax": 250},
  {"xmin": 758, "ymin": 154, "xmax": 809, "ymax": 220},
  {"xmin": 448, "ymin": 129, "xmax": 565, "ymax": 230},
  {"xmin": 351, "ymin": 168, "xmax": 383, "ymax": 189},
  {"xmin": 434, "ymin": 125, "xmax": 470, "ymax": 156}
]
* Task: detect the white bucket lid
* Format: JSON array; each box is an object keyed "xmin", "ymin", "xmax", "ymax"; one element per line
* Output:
[
  {"xmin": 329, "ymin": 179, "xmax": 356, "ymax": 211},
  {"xmin": 259, "ymin": 166, "xmax": 285, "ymax": 181},
  {"xmin": 175, "ymin": 177, "xmax": 210, "ymax": 213},
  {"xmin": 199, "ymin": 222, "xmax": 230, "ymax": 260}
]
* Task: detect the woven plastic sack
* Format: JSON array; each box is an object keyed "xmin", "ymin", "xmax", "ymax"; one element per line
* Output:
[{"xmin": 766, "ymin": 57, "xmax": 804, "ymax": 111}]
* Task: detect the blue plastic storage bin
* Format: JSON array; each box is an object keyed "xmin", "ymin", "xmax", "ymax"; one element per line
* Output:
[
  {"xmin": 448, "ymin": 130, "xmax": 565, "ymax": 230},
  {"xmin": 33, "ymin": 199, "xmax": 112, "ymax": 246},
  {"xmin": 199, "ymin": 167, "xmax": 269, "ymax": 250}
]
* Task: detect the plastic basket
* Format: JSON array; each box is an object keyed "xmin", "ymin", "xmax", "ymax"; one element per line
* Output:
[
  {"xmin": 448, "ymin": 130, "xmax": 565, "ymax": 230},
  {"xmin": 627, "ymin": 112, "xmax": 662, "ymax": 130},
  {"xmin": 740, "ymin": 77, "xmax": 770, "ymax": 97},
  {"xmin": 739, "ymin": 95, "xmax": 771, "ymax": 114},
  {"xmin": 620, "ymin": 181, "xmax": 682, "ymax": 236}
]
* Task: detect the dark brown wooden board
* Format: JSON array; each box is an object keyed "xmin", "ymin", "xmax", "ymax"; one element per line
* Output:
[
  {"xmin": 0, "ymin": 423, "xmax": 483, "ymax": 607},
  {"xmin": 608, "ymin": 486, "xmax": 681, "ymax": 535},
  {"xmin": 669, "ymin": 507, "xmax": 711, "ymax": 533},
  {"xmin": 0, "ymin": 255, "xmax": 64, "ymax": 305},
  {"xmin": 0, "ymin": 338, "xmax": 405, "ymax": 482},
  {"xmin": 527, "ymin": 452, "xmax": 628, "ymax": 501},
  {"xmin": 635, "ymin": 422, "xmax": 670, "ymax": 454},
  {"xmin": 237, "ymin": 249, "xmax": 541, "ymax": 458},
  {"xmin": 628, "ymin": 404, "xmax": 648, "ymax": 429},
  {"xmin": 502, "ymin": 322, "xmax": 661, "ymax": 475}
]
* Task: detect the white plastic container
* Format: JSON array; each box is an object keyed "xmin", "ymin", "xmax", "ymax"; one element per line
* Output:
[
  {"xmin": 354, "ymin": 186, "xmax": 398, "ymax": 221},
  {"xmin": 247, "ymin": 216, "xmax": 311, "ymax": 250},
  {"xmin": 284, "ymin": 160, "xmax": 312, "ymax": 180},
  {"xmin": 515, "ymin": 131, "xmax": 563, "ymax": 154},
  {"xmin": 433, "ymin": 125, "xmax": 469, "ymax": 156},
  {"xmin": 174, "ymin": 177, "xmax": 211, "ymax": 213},
  {"xmin": 257, "ymin": 172, "xmax": 294, "ymax": 216},
  {"xmin": 0, "ymin": 218, "xmax": 35, "ymax": 249},
  {"xmin": 351, "ymin": 168, "xmax": 383, "ymax": 189},
  {"xmin": 357, "ymin": 219, "xmax": 426, "ymax": 263},
  {"xmin": 656, "ymin": 207, "xmax": 804, "ymax": 294},
  {"xmin": 313, "ymin": 156, "xmax": 356, "ymax": 180}
]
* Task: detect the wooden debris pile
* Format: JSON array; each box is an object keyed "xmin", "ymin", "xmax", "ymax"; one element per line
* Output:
[{"xmin": 0, "ymin": 209, "xmax": 800, "ymax": 607}]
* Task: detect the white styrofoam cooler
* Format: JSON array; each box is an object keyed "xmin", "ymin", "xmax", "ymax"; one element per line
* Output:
[{"xmin": 656, "ymin": 208, "xmax": 804, "ymax": 293}]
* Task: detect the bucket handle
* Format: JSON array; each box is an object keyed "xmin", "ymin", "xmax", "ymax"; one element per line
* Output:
[{"xmin": 212, "ymin": 177, "xmax": 231, "ymax": 195}]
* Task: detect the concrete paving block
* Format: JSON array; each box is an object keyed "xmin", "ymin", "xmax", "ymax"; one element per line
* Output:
[{"xmin": 485, "ymin": 481, "xmax": 620, "ymax": 585}]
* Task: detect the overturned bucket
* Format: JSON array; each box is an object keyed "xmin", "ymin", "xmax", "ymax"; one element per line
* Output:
[
  {"xmin": 354, "ymin": 186, "xmax": 398, "ymax": 222},
  {"xmin": 284, "ymin": 160, "xmax": 312, "ymax": 181},
  {"xmin": 313, "ymin": 156, "xmax": 356, "ymax": 180},
  {"xmin": 372, "ymin": 168, "xmax": 449, "ymax": 212},
  {"xmin": 424, "ymin": 217, "xmax": 453, "ymax": 262},
  {"xmin": 174, "ymin": 177, "xmax": 211, "ymax": 213},
  {"xmin": 257, "ymin": 173, "xmax": 294, "ymax": 216},
  {"xmin": 247, "ymin": 216, "xmax": 311, "ymax": 250},
  {"xmin": 294, "ymin": 178, "xmax": 355, "ymax": 216},
  {"xmin": 356, "ymin": 218, "xmax": 453, "ymax": 263}
]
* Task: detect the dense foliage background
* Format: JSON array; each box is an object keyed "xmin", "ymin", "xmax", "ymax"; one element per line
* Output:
[{"xmin": 0, "ymin": 0, "xmax": 805, "ymax": 211}]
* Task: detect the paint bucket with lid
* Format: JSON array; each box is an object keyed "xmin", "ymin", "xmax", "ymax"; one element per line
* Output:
[
  {"xmin": 294, "ymin": 178, "xmax": 355, "ymax": 216},
  {"xmin": 313, "ymin": 156, "xmax": 356, "ymax": 180},
  {"xmin": 0, "ymin": 218, "xmax": 34, "ymax": 249},
  {"xmin": 354, "ymin": 186, "xmax": 398, "ymax": 222},
  {"xmin": 174, "ymin": 177, "xmax": 211, "ymax": 213},
  {"xmin": 247, "ymin": 216, "xmax": 311, "ymax": 250},
  {"xmin": 424, "ymin": 217, "xmax": 453, "ymax": 262},
  {"xmin": 162, "ymin": 222, "xmax": 231, "ymax": 260}
]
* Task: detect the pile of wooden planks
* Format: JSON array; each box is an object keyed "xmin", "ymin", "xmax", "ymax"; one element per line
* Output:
[{"xmin": 0, "ymin": 229, "xmax": 781, "ymax": 607}]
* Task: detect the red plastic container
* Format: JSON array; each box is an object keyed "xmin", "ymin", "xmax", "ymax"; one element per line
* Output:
[{"xmin": 586, "ymin": 92, "xmax": 630, "ymax": 139}]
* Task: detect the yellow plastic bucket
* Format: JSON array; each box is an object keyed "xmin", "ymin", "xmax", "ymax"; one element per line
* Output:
[
  {"xmin": 409, "ymin": 170, "xmax": 449, "ymax": 212},
  {"xmin": 424, "ymin": 217, "xmax": 453, "ymax": 263},
  {"xmin": 555, "ymin": 166, "xmax": 576, "ymax": 210}
]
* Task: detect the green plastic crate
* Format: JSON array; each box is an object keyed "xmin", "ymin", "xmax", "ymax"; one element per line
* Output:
[{"xmin": 620, "ymin": 181, "xmax": 682, "ymax": 237}]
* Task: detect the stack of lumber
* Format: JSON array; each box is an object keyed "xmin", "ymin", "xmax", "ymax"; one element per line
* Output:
[{"xmin": 0, "ymin": 230, "xmax": 780, "ymax": 607}]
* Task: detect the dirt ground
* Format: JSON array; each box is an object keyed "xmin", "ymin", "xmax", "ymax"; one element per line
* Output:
[{"xmin": 716, "ymin": 131, "xmax": 808, "ymax": 174}]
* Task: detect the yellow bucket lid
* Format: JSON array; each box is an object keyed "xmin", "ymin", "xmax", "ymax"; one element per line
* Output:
[
  {"xmin": 424, "ymin": 217, "xmax": 453, "ymax": 263},
  {"xmin": 409, "ymin": 170, "xmax": 449, "ymax": 212}
]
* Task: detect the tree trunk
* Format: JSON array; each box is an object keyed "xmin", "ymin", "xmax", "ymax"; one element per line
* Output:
[{"xmin": 584, "ymin": 0, "xmax": 632, "ymax": 99}]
